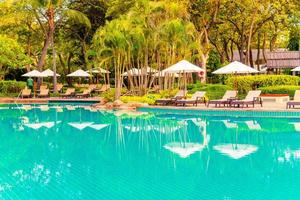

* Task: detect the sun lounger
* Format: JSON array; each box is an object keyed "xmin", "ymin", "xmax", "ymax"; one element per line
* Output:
[
  {"xmin": 56, "ymin": 83, "xmax": 63, "ymax": 93},
  {"xmin": 21, "ymin": 88, "xmax": 32, "ymax": 98},
  {"xmin": 175, "ymin": 91, "xmax": 206, "ymax": 106},
  {"xmin": 60, "ymin": 88, "xmax": 75, "ymax": 98},
  {"xmin": 96, "ymin": 84, "xmax": 110, "ymax": 93},
  {"xmin": 207, "ymin": 90, "xmax": 237, "ymax": 107},
  {"xmin": 287, "ymin": 90, "xmax": 300, "ymax": 109},
  {"xmin": 155, "ymin": 90, "xmax": 186, "ymax": 105},
  {"xmin": 76, "ymin": 89, "xmax": 91, "ymax": 98},
  {"xmin": 230, "ymin": 90, "xmax": 262, "ymax": 107},
  {"xmin": 38, "ymin": 89, "xmax": 50, "ymax": 98},
  {"xmin": 39, "ymin": 85, "xmax": 48, "ymax": 90},
  {"xmin": 88, "ymin": 84, "xmax": 97, "ymax": 92},
  {"xmin": 148, "ymin": 85, "xmax": 160, "ymax": 93}
]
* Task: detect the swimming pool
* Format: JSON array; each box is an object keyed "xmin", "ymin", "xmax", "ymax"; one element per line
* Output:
[{"xmin": 1, "ymin": 105, "xmax": 300, "ymax": 199}]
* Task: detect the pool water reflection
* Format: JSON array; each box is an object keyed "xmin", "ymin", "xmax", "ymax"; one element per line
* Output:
[{"xmin": 0, "ymin": 105, "xmax": 300, "ymax": 199}]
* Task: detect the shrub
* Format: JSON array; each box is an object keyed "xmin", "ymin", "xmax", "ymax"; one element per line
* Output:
[
  {"xmin": 100, "ymin": 88, "xmax": 127, "ymax": 102},
  {"xmin": 159, "ymin": 89, "xmax": 179, "ymax": 98},
  {"xmin": 0, "ymin": 80, "xmax": 26, "ymax": 94},
  {"xmin": 120, "ymin": 94, "xmax": 161, "ymax": 105},
  {"xmin": 226, "ymin": 75, "xmax": 300, "ymax": 94},
  {"xmin": 259, "ymin": 85, "xmax": 300, "ymax": 97},
  {"xmin": 188, "ymin": 83, "xmax": 232, "ymax": 100}
]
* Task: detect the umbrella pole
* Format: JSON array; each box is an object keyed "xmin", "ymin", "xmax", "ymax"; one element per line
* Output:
[
  {"xmin": 234, "ymin": 72, "xmax": 238, "ymax": 92},
  {"xmin": 184, "ymin": 72, "xmax": 187, "ymax": 98},
  {"xmin": 34, "ymin": 78, "xmax": 37, "ymax": 98}
]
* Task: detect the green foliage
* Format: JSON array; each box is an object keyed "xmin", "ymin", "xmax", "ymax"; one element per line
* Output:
[
  {"xmin": 159, "ymin": 89, "xmax": 179, "ymax": 98},
  {"xmin": 120, "ymin": 94, "xmax": 161, "ymax": 105},
  {"xmin": 226, "ymin": 75, "xmax": 300, "ymax": 94},
  {"xmin": 188, "ymin": 82, "xmax": 232, "ymax": 100},
  {"xmin": 207, "ymin": 50, "xmax": 223, "ymax": 83},
  {"xmin": 100, "ymin": 88, "xmax": 127, "ymax": 102},
  {"xmin": 0, "ymin": 35, "xmax": 31, "ymax": 68},
  {"xmin": 0, "ymin": 81, "xmax": 26, "ymax": 94},
  {"xmin": 259, "ymin": 85, "xmax": 300, "ymax": 97},
  {"xmin": 287, "ymin": 27, "xmax": 300, "ymax": 51}
]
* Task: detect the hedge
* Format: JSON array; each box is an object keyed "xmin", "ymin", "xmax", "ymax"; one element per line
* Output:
[
  {"xmin": 226, "ymin": 75, "xmax": 300, "ymax": 94},
  {"xmin": 259, "ymin": 85, "xmax": 300, "ymax": 98},
  {"xmin": 188, "ymin": 83, "xmax": 232, "ymax": 100},
  {"xmin": 0, "ymin": 81, "xmax": 26, "ymax": 94},
  {"xmin": 120, "ymin": 94, "xmax": 162, "ymax": 105}
]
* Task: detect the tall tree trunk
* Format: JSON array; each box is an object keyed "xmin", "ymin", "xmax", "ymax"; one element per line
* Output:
[
  {"xmin": 37, "ymin": 5, "xmax": 55, "ymax": 87},
  {"xmin": 257, "ymin": 32, "xmax": 261, "ymax": 70},
  {"xmin": 37, "ymin": 34, "xmax": 51, "ymax": 71},
  {"xmin": 230, "ymin": 41, "xmax": 234, "ymax": 61},
  {"xmin": 223, "ymin": 40, "xmax": 230, "ymax": 62},
  {"xmin": 262, "ymin": 33, "xmax": 267, "ymax": 62},
  {"xmin": 26, "ymin": 35, "xmax": 32, "ymax": 72},
  {"xmin": 246, "ymin": 9, "xmax": 257, "ymax": 65},
  {"xmin": 249, "ymin": 47, "xmax": 254, "ymax": 68},
  {"xmin": 200, "ymin": 54, "xmax": 209, "ymax": 83},
  {"xmin": 48, "ymin": 4, "xmax": 56, "ymax": 92},
  {"xmin": 240, "ymin": 23, "xmax": 245, "ymax": 63}
]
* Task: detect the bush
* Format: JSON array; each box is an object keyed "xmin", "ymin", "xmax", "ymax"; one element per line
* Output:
[
  {"xmin": 226, "ymin": 75, "xmax": 300, "ymax": 94},
  {"xmin": 0, "ymin": 80, "xmax": 26, "ymax": 94},
  {"xmin": 100, "ymin": 88, "xmax": 127, "ymax": 102},
  {"xmin": 159, "ymin": 89, "xmax": 179, "ymax": 98},
  {"xmin": 259, "ymin": 85, "xmax": 300, "ymax": 97},
  {"xmin": 120, "ymin": 94, "xmax": 161, "ymax": 105},
  {"xmin": 188, "ymin": 82, "xmax": 232, "ymax": 100}
]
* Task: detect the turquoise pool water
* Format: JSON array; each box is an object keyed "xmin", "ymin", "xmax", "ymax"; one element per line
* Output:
[{"xmin": 1, "ymin": 105, "xmax": 300, "ymax": 199}]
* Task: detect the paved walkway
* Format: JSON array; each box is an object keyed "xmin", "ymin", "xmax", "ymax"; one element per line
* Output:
[
  {"xmin": 0, "ymin": 97, "xmax": 101, "ymax": 104},
  {"xmin": 148, "ymin": 102, "xmax": 300, "ymax": 112},
  {"xmin": 1, "ymin": 97, "xmax": 299, "ymax": 112}
]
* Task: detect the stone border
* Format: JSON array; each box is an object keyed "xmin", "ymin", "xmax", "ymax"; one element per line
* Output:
[{"xmin": 139, "ymin": 106, "xmax": 300, "ymax": 118}]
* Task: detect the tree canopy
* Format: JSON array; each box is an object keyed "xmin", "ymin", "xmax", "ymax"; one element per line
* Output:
[{"xmin": 0, "ymin": 0, "xmax": 300, "ymax": 97}]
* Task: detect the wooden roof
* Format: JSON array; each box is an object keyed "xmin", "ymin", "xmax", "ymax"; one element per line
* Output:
[
  {"xmin": 266, "ymin": 51, "xmax": 300, "ymax": 68},
  {"xmin": 233, "ymin": 49, "xmax": 269, "ymax": 62}
]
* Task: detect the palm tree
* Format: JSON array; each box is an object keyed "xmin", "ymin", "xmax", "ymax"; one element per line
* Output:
[
  {"xmin": 17, "ymin": 0, "xmax": 91, "ymax": 91},
  {"xmin": 93, "ymin": 0, "xmax": 202, "ymax": 100}
]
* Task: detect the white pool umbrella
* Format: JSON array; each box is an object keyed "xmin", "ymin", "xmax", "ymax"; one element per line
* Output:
[
  {"xmin": 164, "ymin": 60, "xmax": 204, "ymax": 73},
  {"xmin": 259, "ymin": 67, "xmax": 268, "ymax": 74},
  {"xmin": 68, "ymin": 122, "xmax": 94, "ymax": 130},
  {"xmin": 22, "ymin": 70, "xmax": 47, "ymax": 78},
  {"xmin": 42, "ymin": 69, "xmax": 60, "ymax": 77},
  {"xmin": 222, "ymin": 120, "xmax": 238, "ymax": 129},
  {"xmin": 163, "ymin": 60, "xmax": 204, "ymax": 92},
  {"xmin": 89, "ymin": 67, "xmax": 110, "ymax": 74},
  {"xmin": 213, "ymin": 144, "xmax": 258, "ymax": 159},
  {"xmin": 89, "ymin": 124, "xmax": 110, "ymax": 131},
  {"xmin": 213, "ymin": 61, "xmax": 258, "ymax": 90},
  {"xmin": 146, "ymin": 67, "xmax": 158, "ymax": 73},
  {"xmin": 245, "ymin": 120, "xmax": 261, "ymax": 130},
  {"xmin": 67, "ymin": 69, "xmax": 92, "ymax": 77},
  {"xmin": 122, "ymin": 68, "xmax": 141, "ymax": 76},
  {"xmin": 291, "ymin": 66, "xmax": 300, "ymax": 72},
  {"xmin": 24, "ymin": 122, "xmax": 57, "ymax": 130},
  {"xmin": 289, "ymin": 122, "xmax": 300, "ymax": 132},
  {"xmin": 164, "ymin": 142, "xmax": 205, "ymax": 158},
  {"xmin": 212, "ymin": 61, "xmax": 258, "ymax": 74},
  {"xmin": 153, "ymin": 71, "xmax": 179, "ymax": 78},
  {"xmin": 122, "ymin": 67, "xmax": 158, "ymax": 76}
]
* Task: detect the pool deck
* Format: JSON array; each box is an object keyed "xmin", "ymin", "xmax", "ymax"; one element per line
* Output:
[
  {"xmin": 1, "ymin": 97, "xmax": 300, "ymax": 112},
  {"xmin": 0, "ymin": 97, "xmax": 102, "ymax": 104},
  {"xmin": 146, "ymin": 102, "xmax": 300, "ymax": 112}
]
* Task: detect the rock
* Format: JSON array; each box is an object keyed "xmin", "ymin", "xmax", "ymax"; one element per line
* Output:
[
  {"xmin": 105, "ymin": 102, "xmax": 114, "ymax": 109},
  {"xmin": 99, "ymin": 97, "xmax": 108, "ymax": 105},
  {"xmin": 127, "ymin": 102, "xmax": 148, "ymax": 108},
  {"xmin": 113, "ymin": 100, "xmax": 124, "ymax": 107}
]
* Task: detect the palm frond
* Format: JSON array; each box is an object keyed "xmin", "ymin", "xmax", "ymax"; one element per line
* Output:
[{"xmin": 64, "ymin": 9, "xmax": 91, "ymax": 29}]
